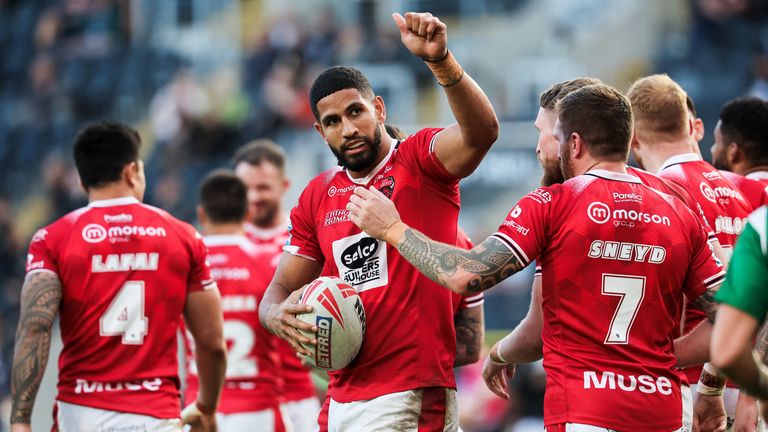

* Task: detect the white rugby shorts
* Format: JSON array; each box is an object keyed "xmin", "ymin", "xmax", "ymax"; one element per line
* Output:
[
  {"xmin": 328, "ymin": 387, "xmax": 457, "ymax": 431},
  {"xmin": 56, "ymin": 401, "xmax": 182, "ymax": 432},
  {"xmin": 281, "ymin": 396, "xmax": 320, "ymax": 432}
]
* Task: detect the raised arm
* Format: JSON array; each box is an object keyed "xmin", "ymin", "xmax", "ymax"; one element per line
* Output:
[
  {"xmin": 258, "ymin": 253, "xmax": 323, "ymax": 356},
  {"xmin": 10, "ymin": 271, "xmax": 62, "ymax": 430},
  {"xmin": 393, "ymin": 12, "xmax": 499, "ymax": 178}
]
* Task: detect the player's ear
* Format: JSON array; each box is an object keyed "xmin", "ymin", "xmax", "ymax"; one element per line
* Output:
[
  {"xmin": 196, "ymin": 205, "xmax": 207, "ymax": 227},
  {"xmin": 124, "ymin": 161, "xmax": 139, "ymax": 187},
  {"xmin": 314, "ymin": 122, "xmax": 327, "ymax": 144},
  {"xmin": 693, "ymin": 118, "xmax": 705, "ymax": 142},
  {"xmin": 373, "ymin": 95, "xmax": 386, "ymax": 123},
  {"xmin": 727, "ymin": 142, "xmax": 741, "ymax": 165},
  {"xmin": 571, "ymin": 132, "xmax": 583, "ymax": 158}
]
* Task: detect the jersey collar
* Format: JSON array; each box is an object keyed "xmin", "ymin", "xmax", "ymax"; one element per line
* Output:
[
  {"xmin": 658, "ymin": 152, "xmax": 702, "ymax": 173},
  {"xmin": 88, "ymin": 196, "xmax": 140, "ymax": 207},
  {"xmin": 243, "ymin": 218, "xmax": 289, "ymax": 240},
  {"xmin": 346, "ymin": 137, "xmax": 398, "ymax": 185},
  {"xmin": 203, "ymin": 234, "xmax": 250, "ymax": 247},
  {"xmin": 746, "ymin": 171, "xmax": 768, "ymax": 181},
  {"xmin": 584, "ymin": 169, "xmax": 643, "ymax": 184}
]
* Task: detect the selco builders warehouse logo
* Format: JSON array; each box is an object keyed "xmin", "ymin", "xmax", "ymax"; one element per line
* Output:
[
  {"xmin": 332, "ymin": 232, "xmax": 388, "ymax": 293},
  {"xmin": 82, "ymin": 223, "xmax": 167, "ymax": 244}
]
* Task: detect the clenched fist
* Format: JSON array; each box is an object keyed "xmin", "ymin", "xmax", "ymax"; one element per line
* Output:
[{"xmin": 392, "ymin": 12, "xmax": 448, "ymax": 61}]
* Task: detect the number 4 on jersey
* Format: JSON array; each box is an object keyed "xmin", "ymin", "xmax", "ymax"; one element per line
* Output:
[
  {"xmin": 100, "ymin": 281, "xmax": 149, "ymax": 344},
  {"xmin": 602, "ymin": 274, "xmax": 645, "ymax": 344}
]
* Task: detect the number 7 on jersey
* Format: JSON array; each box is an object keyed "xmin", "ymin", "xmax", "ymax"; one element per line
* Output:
[{"xmin": 602, "ymin": 274, "xmax": 646, "ymax": 345}]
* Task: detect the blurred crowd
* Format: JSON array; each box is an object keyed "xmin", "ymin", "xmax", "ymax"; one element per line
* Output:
[{"xmin": 2, "ymin": 0, "xmax": 768, "ymax": 430}]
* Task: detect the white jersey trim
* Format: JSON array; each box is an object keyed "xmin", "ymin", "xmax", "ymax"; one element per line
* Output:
[
  {"xmin": 748, "ymin": 206, "xmax": 768, "ymax": 255},
  {"xmin": 203, "ymin": 235, "xmax": 251, "ymax": 248},
  {"xmin": 346, "ymin": 137, "xmax": 398, "ymax": 185},
  {"xmin": 703, "ymin": 271, "xmax": 726, "ymax": 288},
  {"xmin": 490, "ymin": 232, "xmax": 530, "ymax": 265},
  {"xmin": 282, "ymin": 245, "xmax": 318, "ymax": 262},
  {"xmin": 584, "ymin": 169, "xmax": 643, "ymax": 184},
  {"xmin": 88, "ymin": 196, "xmax": 141, "ymax": 207},
  {"xmin": 243, "ymin": 219, "xmax": 289, "ymax": 240},
  {"xmin": 746, "ymin": 171, "xmax": 768, "ymax": 181},
  {"xmin": 658, "ymin": 153, "xmax": 702, "ymax": 173},
  {"xmin": 26, "ymin": 268, "xmax": 58, "ymax": 277}
]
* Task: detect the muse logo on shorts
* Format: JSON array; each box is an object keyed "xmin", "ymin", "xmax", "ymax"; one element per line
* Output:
[{"xmin": 332, "ymin": 232, "xmax": 388, "ymax": 293}]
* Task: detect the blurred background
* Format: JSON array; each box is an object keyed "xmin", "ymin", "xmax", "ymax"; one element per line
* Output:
[{"xmin": 1, "ymin": 0, "xmax": 767, "ymax": 430}]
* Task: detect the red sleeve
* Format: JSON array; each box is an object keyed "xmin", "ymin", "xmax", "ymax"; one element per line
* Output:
[
  {"xmin": 26, "ymin": 227, "xmax": 58, "ymax": 274},
  {"xmin": 400, "ymin": 128, "xmax": 461, "ymax": 184},
  {"xmin": 683, "ymin": 207, "xmax": 726, "ymax": 300},
  {"xmin": 188, "ymin": 230, "xmax": 216, "ymax": 293},
  {"xmin": 491, "ymin": 188, "xmax": 553, "ymax": 267},
  {"xmin": 283, "ymin": 186, "xmax": 324, "ymax": 263}
]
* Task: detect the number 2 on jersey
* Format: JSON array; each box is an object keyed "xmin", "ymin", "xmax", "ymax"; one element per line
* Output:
[
  {"xmin": 100, "ymin": 281, "xmax": 149, "ymax": 345},
  {"xmin": 602, "ymin": 274, "xmax": 645, "ymax": 344}
]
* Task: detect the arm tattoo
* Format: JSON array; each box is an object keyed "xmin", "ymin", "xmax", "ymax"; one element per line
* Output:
[
  {"xmin": 690, "ymin": 286, "xmax": 718, "ymax": 324},
  {"xmin": 454, "ymin": 307, "xmax": 483, "ymax": 366},
  {"xmin": 10, "ymin": 271, "xmax": 62, "ymax": 424},
  {"xmin": 396, "ymin": 229, "xmax": 524, "ymax": 293},
  {"xmin": 756, "ymin": 321, "xmax": 768, "ymax": 365}
]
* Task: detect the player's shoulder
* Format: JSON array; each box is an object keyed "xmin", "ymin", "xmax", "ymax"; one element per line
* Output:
[
  {"xmin": 31, "ymin": 205, "xmax": 93, "ymax": 245},
  {"xmin": 137, "ymin": 203, "xmax": 201, "ymax": 241},
  {"xmin": 398, "ymin": 127, "xmax": 443, "ymax": 149},
  {"xmin": 303, "ymin": 166, "xmax": 345, "ymax": 198}
]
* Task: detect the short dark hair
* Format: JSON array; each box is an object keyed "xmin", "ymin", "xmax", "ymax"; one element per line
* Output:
[
  {"xmin": 199, "ymin": 170, "xmax": 247, "ymax": 224},
  {"xmin": 73, "ymin": 121, "xmax": 141, "ymax": 190},
  {"xmin": 720, "ymin": 97, "xmax": 768, "ymax": 165},
  {"xmin": 309, "ymin": 66, "xmax": 373, "ymax": 121},
  {"xmin": 556, "ymin": 84, "xmax": 634, "ymax": 161},
  {"xmin": 539, "ymin": 77, "xmax": 604, "ymax": 110},
  {"xmin": 232, "ymin": 139, "xmax": 286, "ymax": 171}
]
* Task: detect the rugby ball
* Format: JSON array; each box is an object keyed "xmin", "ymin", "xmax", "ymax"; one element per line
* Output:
[{"xmin": 297, "ymin": 276, "xmax": 366, "ymax": 371}]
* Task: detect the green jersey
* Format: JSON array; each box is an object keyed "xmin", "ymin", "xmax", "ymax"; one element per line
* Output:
[{"xmin": 716, "ymin": 206, "xmax": 768, "ymax": 322}]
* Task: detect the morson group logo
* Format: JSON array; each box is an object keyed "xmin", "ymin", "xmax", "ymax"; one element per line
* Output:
[
  {"xmin": 82, "ymin": 223, "xmax": 167, "ymax": 244},
  {"xmin": 82, "ymin": 224, "xmax": 108, "ymax": 243},
  {"xmin": 587, "ymin": 202, "xmax": 611, "ymax": 224}
]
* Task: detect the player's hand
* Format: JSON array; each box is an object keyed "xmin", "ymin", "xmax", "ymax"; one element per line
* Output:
[
  {"xmin": 187, "ymin": 413, "xmax": 217, "ymax": 432},
  {"xmin": 392, "ymin": 12, "xmax": 447, "ymax": 61},
  {"xmin": 481, "ymin": 354, "xmax": 515, "ymax": 400},
  {"xmin": 10, "ymin": 424, "xmax": 32, "ymax": 432},
  {"xmin": 347, "ymin": 186, "xmax": 402, "ymax": 242},
  {"xmin": 693, "ymin": 393, "xmax": 728, "ymax": 432},
  {"xmin": 733, "ymin": 393, "xmax": 759, "ymax": 432},
  {"xmin": 265, "ymin": 287, "xmax": 317, "ymax": 357}
]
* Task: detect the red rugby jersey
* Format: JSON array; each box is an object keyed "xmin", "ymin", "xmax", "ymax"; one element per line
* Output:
[
  {"xmin": 245, "ymin": 221, "xmax": 316, "ymax": 402},
  {"xmin": 26, "ymin": 197, "xmax": 215, "ymax": 418},
  {"xmin": 185, "ymin": 235, "xmax": 281, "ymax": 413},
  {"xmin": 720, "ymin": 170, "xmax": 768, "ymax": 210},
  {"xmin": 492, "ymin": 170, "xmax": 723, "ymax": 431},
  {"xmin": 285, "ymin": 128, "xmax": 460, "ymax": 402}
]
